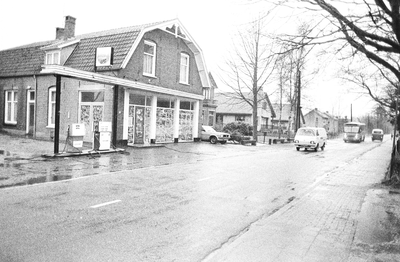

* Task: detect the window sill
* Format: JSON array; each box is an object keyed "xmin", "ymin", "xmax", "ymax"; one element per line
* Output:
[
  {"xmin": 46, "ymin": 125, "xmax": 55, "ymax": 129},
  {"xmin": 4, "ymin": 122, "xmax": 17, "ymax": 126},
  {"xmin": 179, "ymin": 82, "xmax": 190, "ymax": 86},
  {"xmin": 143, "ymin": 73, "xmax": 157, "ymax": 79}
]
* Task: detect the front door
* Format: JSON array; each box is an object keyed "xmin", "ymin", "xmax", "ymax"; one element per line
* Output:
[{"xmin": 79, "ymin": 91, "xmax": 104, "ymax": 142}]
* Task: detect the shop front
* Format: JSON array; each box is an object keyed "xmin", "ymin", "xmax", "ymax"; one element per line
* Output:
[{"xmin": 125, "ymin": 91, "xmax": 198, "ymax": 146}]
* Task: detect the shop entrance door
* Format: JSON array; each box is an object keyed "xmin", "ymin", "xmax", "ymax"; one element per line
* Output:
[
  {"xmin": 79, "ymin": 91, "xmax": 104, "ymax": 142},
  {"xmin": 134, "ymin": 106, "xmax": 145, "ymax": 144}
]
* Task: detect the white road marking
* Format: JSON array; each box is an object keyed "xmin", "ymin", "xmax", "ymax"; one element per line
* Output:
[
  {"xmin": 90, "ymin": 199, "xmax": 121, "ymax": 208},
  {"xmin": 198, "ymin": 177, "xmax": 213, "ymax": 182}
]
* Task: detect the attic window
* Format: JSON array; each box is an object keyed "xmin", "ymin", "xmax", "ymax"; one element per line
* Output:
[
  {"xmin": 179, "ymin": 53, "xmax": 189, "ymax": 84},
  {"xmin": 143, "ymin": 41, "xmax": 156, "ymax": 77},
  {"xmin": 45, "ymin": 51, "xmax": 60, "ymax": 65}
]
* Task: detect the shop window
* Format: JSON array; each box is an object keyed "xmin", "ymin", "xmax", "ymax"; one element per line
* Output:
[
  {"xmin": 130, "ymin": 94, "xmax": 146, "ymax": 105},
  {"xmin": 157, "ymin": 98, "xmax": 174, "ymax": 108},
  {"xmin": 81, "ymin": 91, "xmax": 104, "ymax": 103},
  {"xmin": 180, "ymin": 101, "xmax": 193, "ymax": 110},
  {"xmin": 5, "ymin": 90, "xmax": 17, "ymax": 124}
]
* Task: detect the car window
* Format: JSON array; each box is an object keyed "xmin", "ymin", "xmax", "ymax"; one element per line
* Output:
[
  {"xmin": 202, "ymin": 126, "xmax": 215, "ymax": 132},
  {"xmin": 297, "ymin": 129, "xmax": 315, "ymax": 136}
]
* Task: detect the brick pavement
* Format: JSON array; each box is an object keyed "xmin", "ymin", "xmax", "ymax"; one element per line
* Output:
[{"xmin": 203, "ymin": 141, "xmax": 393, "ymax": 262}]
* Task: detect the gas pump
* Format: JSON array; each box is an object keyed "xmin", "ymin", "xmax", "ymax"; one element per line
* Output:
[
  {"xmin": 70, "ymin": 123, "xmax": 85, "ymax": 148},
  {"xmin": 93, "ymin": 122, "xmax": 112, "ymax": 151}
]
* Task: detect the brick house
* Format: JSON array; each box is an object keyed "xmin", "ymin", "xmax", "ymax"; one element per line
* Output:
[
  {"xmin": 0, "ymin": 16, "xmax": 211, "ymax": 152},
  {"xmin": 201, "ymin": 72, "xmax": 218, "ymax": 127}
]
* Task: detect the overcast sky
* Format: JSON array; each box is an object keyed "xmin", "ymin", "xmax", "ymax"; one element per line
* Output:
[{"xmin": 1, "ymin": 0, "xmax": 375, "ymax": 118}]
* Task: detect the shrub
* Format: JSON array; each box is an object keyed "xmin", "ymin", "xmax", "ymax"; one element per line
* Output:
[{"xmin": 223, "ymin": 122, "xmax": 253, "ymax": 136}]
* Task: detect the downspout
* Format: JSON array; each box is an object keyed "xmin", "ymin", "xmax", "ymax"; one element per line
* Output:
[
  {"xmin": 54, "ymin": 75, "xmax": 61, "ymax": 154},
  {"xmin": 33, "ymin": 74, "xmax": 37, "ymax": 139},
  {"xmin": 112, "ymin": 85, "xmax": 119, "ymax": 146}
]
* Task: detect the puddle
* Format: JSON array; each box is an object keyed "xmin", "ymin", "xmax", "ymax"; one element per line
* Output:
[{"xmin": 0, "ymin": 174, "xmax": 73, "ymax": 189}]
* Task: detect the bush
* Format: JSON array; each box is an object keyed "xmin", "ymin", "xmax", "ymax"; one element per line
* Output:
[{"xmin": 223, "ymin": 122, "xmax": 253, "ymax": 136}]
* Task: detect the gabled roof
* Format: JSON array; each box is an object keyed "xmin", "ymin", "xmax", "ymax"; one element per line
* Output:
[
  {"xmin": 0, "ymin": 41, "xmax": 55, "ymax": 77},
  {"xmin": 65, "ymin": 30, "xmax": 140, "ymax": 71},
  {"xmin": 305, "ymin": 108, "xmax": 336, "ymax": 120},
  {"xmin": 208, "ymin": 72, "xmax": 218, "ymax": 89},
  {"xmin": 215, "ymin": 92, "xmax": 275, "ymax": 116},
  {"xmin": 0, "ymin": 19, "xmax": 210, "ymax": 87},
  {"xmin": 271, "ymin": 103, "xmax": 292, "ymax": 121}
]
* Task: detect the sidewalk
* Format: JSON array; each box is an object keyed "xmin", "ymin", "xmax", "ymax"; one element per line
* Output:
[{"xmin": 204, "ymin": 140, "xmax": 400, "ymax": 262}]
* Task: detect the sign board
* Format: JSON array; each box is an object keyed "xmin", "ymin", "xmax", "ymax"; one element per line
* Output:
[
  {"xmin": 70, "ymin": 123, "xmax": 85, "ymax": 137},
  {"xmin": 99, "ymin": 132, "xmax": 111, "ymax": 150},
  {"xmin": 98, "ymin": 121, "xmax": 112, "ymax": 132},
  {"xmin": 72, "ymin": 139, "xmax": 83, "ymax": 148},
  {"xmin": 95, "ymin": 47, "xmax": 113, "ymax": 67}
]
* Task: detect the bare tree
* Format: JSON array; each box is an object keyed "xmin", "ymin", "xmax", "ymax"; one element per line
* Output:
[
  {"xmin": 273, "ymin": 0, "xmax": 400, "ymax": 109},
  {"xmin": 220, "ymin": 16, "xmax": 278, "ymax": 140},
  {"xmin": 271, "ymin": 0, "xmax": 400, "ymax": 180},
  {"xmin": 275, "ymin": 21, "xmax": 318, "ymax": 135}
]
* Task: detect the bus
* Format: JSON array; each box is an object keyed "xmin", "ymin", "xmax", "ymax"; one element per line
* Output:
[{"xmin": 343, "ymin": 122, "xmax": 366, "ymax": 143}]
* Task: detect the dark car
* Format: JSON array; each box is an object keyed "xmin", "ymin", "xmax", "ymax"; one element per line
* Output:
[{"xmin": 372, "ymin": 129, "xmax": 384, "ymax": 142}]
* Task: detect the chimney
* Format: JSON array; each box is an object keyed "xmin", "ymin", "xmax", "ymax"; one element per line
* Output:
[
  {"xmin": 56, "ymin": 27, "xmax": 65, "ymax": 40},
  {"xmin": 64, "ymin": 16, "xmax": 76, "ymax": 39},
  {"xmin": 56, "ymin": 16, "xmax": 76, "ymax": 40}
]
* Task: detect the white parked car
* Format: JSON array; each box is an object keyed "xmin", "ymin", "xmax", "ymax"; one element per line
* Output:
[
  {"xmin": 201, "ymin": 126, "xmax": 230, "ymax": 144},
  {"xmin": 294, "ymin": 127, "xmax": 327, "ymax": 151}
]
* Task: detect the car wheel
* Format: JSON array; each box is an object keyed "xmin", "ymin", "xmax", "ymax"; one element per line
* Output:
[
  {"xmin": 210, "ymin": 137, "xmax": 217, "ymax": 144},
  {"xmin": 220, "ymin": 140, "xmax": 227, "ymax": 144},
  {"xmin": 321, "ymin": 143, "xmax": 325, "ymax": 151},
  {"xmin": 296, "ymin": 147, "xmax": 300, "ymax": 151},
  {"xmin": 314, "ymin": 143, "xmax": 319, "ymax": 152}
]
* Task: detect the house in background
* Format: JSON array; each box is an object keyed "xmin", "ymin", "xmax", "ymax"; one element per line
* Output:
[
  {"xmin": 304, "ymin": 108, "xmax": 339, "ymax": 135},
  {"xmin": 0, "ymin": 16, "xmax": 211, "ymax": 152},
  {"xmin": 201, "ymin": 72, "xmax": 218, "ymax": 127},
  {"xmin": 268, "ymin": 103, "xmax": 305, "ymax": 137},
  {"xmin": 214, "ymin": 92, "xmax": 275, "ymax": 132}
]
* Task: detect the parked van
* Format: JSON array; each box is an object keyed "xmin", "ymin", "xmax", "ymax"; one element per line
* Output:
[{"xmin": 294, "ymin": 127, "xmax": 327, "ymax": 151}]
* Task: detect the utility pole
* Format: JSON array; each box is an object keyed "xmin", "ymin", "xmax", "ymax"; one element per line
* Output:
[
  {"xmin": 295, "ymin": 70, "xmax": 301, "ymax": 133},
  {"xmin": 350, "ymin": 104, "xmax": 353, "ymax": 122}
]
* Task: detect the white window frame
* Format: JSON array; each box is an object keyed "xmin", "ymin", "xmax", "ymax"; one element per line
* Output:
[
  {"xmin": 179, "ymin": 53, "xmax": 189, "ymax": 84},
  {"xmin": 143, "ymin": 41, "xmax": 156, "ymax": 77},
  {"xmin": 45, "ymin": 51, "xmax": 60, "ymax": 65},
  {"xmin": 4, "ymin": 90, "xmax": 17, "ymax": 124},
  {"xmin": 47, "ymin": 87, "xmax": 56, "ymax": 127}
]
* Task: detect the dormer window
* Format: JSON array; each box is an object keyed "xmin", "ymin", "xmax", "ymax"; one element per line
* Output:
[
  {"xmin": 143, "ymin": 41, "xmax": 156, "ymax": 77},
  {"xmin": 45, "ymin": 51, "xmax": 60, "ymax": 65}
]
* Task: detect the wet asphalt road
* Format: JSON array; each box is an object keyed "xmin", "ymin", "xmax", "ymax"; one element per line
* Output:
[{"xmin": 0, "ymin": 137, "xmax": 388, "ymax": 261}]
